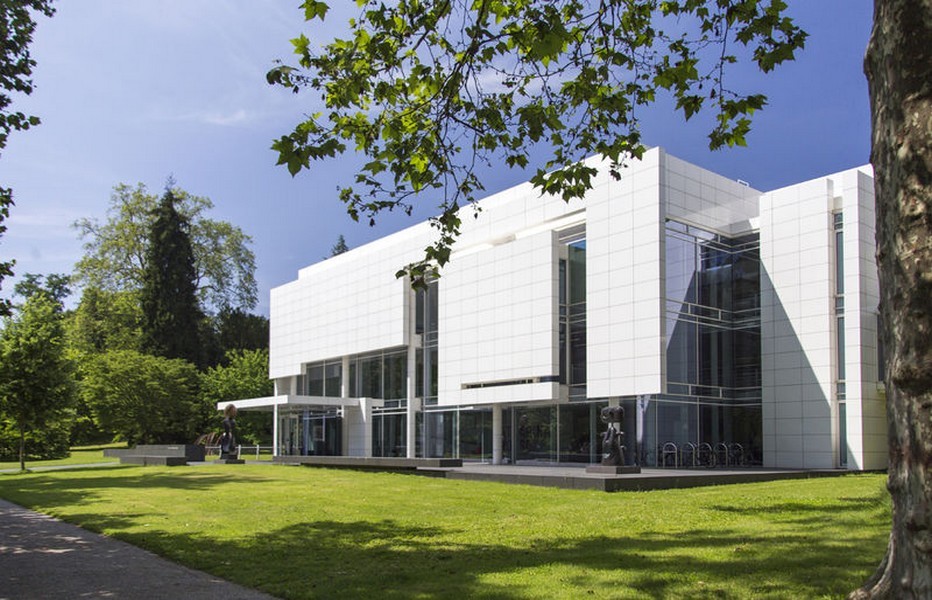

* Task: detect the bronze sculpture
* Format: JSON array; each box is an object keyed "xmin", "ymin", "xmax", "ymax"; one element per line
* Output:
[{"xmin": 600, "ymin": 405, "xmax": 625, "ymax": 466}]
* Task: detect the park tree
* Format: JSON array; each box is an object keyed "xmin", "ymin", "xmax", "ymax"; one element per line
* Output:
[
  {"xmin": 140, "ymin": 190, "xmax": 203, "ymax": 366},
  {"xmin": 0, "ymin": 1, "xmax": 55, "ymax": 317},
  {"xmin": 0, "ymin": 293, "xmax": 74, "ymax": 470},
  {"xmin": 80, "ymin": 350, "xmax": 204, "ymax": 445},
  {"xmin": 74, "ymin": 182, "xmax": 258, "ymax": 314},
  {"xmin": 855, "ymin": 1, "xmax": 932, "ymax": 598},
  {"xmin": 269, "ymin": 1, "xmax": 931, "ymax": 597},
  {"xmin": 12, "ymin": 272, "xmax": 71, "ymax": 309},
  {"xmin": 66, "ymin": 287, "xmax": 143, "ymax": 355}
]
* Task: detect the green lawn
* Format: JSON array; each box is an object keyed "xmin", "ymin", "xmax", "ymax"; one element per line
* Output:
[
  {"xmin": 0, "ymin": 443, "xmax": 124, "ymax": 470},
  {"xmin": 0, "ymin": 465, "xmax": 888, "ymax": 599}
]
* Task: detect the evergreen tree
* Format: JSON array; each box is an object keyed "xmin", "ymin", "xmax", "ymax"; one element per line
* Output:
[
  {"xmin": 329, "ymin": 234, "xmax": 349, "ymax": 257},
  {"xmin": 140, "ymin": 189, "xmax": 202, "ymax": 366}
]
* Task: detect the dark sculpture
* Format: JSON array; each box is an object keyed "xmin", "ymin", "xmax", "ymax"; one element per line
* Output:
[
  {"xmin": 600, "ymin": 406, "xmax": 625, "ymax": 466},
  {"xmin": 220, "ymin": 403, "xmax": 238, "ymax": 459}
]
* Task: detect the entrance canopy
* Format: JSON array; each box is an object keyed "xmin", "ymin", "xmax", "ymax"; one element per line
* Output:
[
  {"xmin": 216, "ymin": 395, "xmax": 385, "ymax": 458},
  {"xmin": 215, "ymin": 395, "xmax": 384, "ymax": 412}
]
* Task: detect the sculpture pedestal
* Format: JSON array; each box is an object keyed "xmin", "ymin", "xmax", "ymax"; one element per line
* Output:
[
  {"xmin": 216, "ymin": 458, "xmax": 245, "ymax": 465},
  {"xmin": 585, "ymin": 465, "xmax": 641, "ymax": 475}
]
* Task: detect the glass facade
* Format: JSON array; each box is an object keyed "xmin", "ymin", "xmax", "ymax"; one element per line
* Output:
[
  {"xmin": 289, "ymin": 221, "xmax": 774, "ymax": 468},
  {"xmin": 661, "ymin": 220, "xmax": 762, "ymax": 466},
  {"xmin": 559, "ymin": 238, "xmax": 587, "ymax": 399},
  {"xmin": 305, "ymin": 360, "xmax": 342, "ymax": 397},
  {"xmin": 347, "ymin": 349, "xmax": 407, "ymax": 401}
]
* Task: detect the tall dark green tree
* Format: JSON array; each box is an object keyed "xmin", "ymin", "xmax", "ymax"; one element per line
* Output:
[
  {"xmin": 140, "ymin": 189, "xmax": 202, "ymax": 366},
  {"xmin": 0, "ymin": 1, "xmax": 55, "ymax": 316}
]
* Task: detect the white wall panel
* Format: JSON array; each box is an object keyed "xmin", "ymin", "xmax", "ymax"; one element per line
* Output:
[{"xmin": 437, "ymin": 230, "xmax": 558, "ymax": 406}]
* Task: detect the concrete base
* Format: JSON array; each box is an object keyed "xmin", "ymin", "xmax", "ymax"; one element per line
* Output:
[
  {"xmin": 215, "ymin": 459, "xmax": 246, "ymax": 465},
  {"xmin": 585, "ymin": 465, "xmax": 642, "ymax": 475},
  {"xmin": 120, "ymin": 456, "xmax": 187, "ymax": 467},
  {"xmin": 106, "ymin": 444, "xmax": 205, "ymax": 461},
  {"xmin": 275, "ymin": 456, "xmax": 462, "ymax": 470}
]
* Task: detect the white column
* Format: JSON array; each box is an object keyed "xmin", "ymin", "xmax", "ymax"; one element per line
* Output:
[
  {"xmin": 341, "ymin": 356, "xmax": 350, "ymax": 397},
  {"xmin": 272, "ymin": 402, "xmax": 279, "ymax": 458},
  {"xmin": 361, "ymin": 398, "xmax": 373, "ymax": 457},
  {"xmin": 406, "ymin": 343, "xmax": 418, "ymax": 458},
  {"xmin": 492, "ymin": 404, "xmax": 503, "ymax": 465}
]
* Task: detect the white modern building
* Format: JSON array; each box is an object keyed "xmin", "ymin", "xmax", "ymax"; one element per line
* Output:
[{"xmin": 233, "ymin": 148, "xmax": 887, "ymax": 470}]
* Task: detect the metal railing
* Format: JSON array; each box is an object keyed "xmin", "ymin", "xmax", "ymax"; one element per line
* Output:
[{"xmin": 205, "ymin": 445, "xmax": 274, "ymax": 460}]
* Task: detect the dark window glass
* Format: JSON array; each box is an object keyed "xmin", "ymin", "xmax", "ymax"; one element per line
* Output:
[
  {"xmin": 360, "ymin": 356, "xmax": 381, "ymax": 398},
  {"xmin": 568, "ymin": 242, "xmax": 586, "ymax": 304},
  {"xmin": 837, "ymin": 315, "xmax": 846, "ymax": 381},
  {"xmin": 383, "ymin": 352, "xmax": 407, "ymax": 400},
  {"xmin": 307, "ymin": 364, "xmax": 324, "ymax": 396},
  {"xmin": 459, "ymin": 410, "xmax": 491, "ymax": 460},
  {"xmin": 324, "ymin": 362, "xmax": 341, "ymax": 397},
  {"xmin": 839, "ymin": 402, "xmax": 848, "ymax": 467},
  {"xmin": 515, "ymin": 406, "xmax": 557, "ymax": 462},
  {"xmin": 426, "ymin": 282, "xmax": 439, "ymax": 335},
  {"xmin": 415, "ymin": 288, "xmax": 424, "ymax": 335},
  {"xmin": 424, "ymin": 411, "xmax": 456, "ymax": 458}
]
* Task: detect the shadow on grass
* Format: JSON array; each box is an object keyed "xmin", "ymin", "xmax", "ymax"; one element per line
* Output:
[
  {"xmin": 0, "ymin": 467, "xmax": 239, "ymax": 508},
  {"xmin": 106, "ymin": 509, "xmax": 885, "ymax": 600},
  {"xmin": 0, "ymin": 471, "xmax": 889, "ymax": 599}
]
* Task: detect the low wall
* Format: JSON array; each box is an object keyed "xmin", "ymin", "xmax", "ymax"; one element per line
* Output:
[{"xmin": 103, "ymin": 444, "xmax": 205, "ymax": 462}]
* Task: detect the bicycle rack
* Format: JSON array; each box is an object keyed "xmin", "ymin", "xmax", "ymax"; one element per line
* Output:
[
  {"xmin": 715, "ymin": 442, "xmax": 730, "ymax": 467},
  {"xmin": 728, "ymin": 442, "xmax": 745, "ymax": 467},
  {"xmin": 681, "ymin": 442, "xmax": 698, "ymax": 467},
  {"xmin": 660, "ymin": 442, "xmax": 679, "ymax": 468},
  {"xmin": 697, "ymin": 442, "xmax": 715, "ymax": 468}
]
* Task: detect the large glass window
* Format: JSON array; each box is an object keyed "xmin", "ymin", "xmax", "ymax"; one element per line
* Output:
[
  {"xmin": 416, "ymin": 281, "xmax": 439, "ymax": 404},
  {"xmin": 324, "ymin": 363, "xmax": 341, "ymax": 397},
  {"xmin": 459, "ymin": 410, "xmax": 492, "ymax": 460},
  {"xmin": 514, "ymin": 406, "xmax": 557, "ymax": 463},
  {"xmin": 306, "ymin": 364, "xmax": 324, "ymax": 396},
  {"xmin": 348, "ymin": 349, "xmax": 408, "ymax": 400},
  {"xmin": 664, "ymin": 221, "xmax": 761, "ymax": 401},
  {"xmin": 662, "ymin": 221, "xmax": 761, "ymax": 467},
  {"xmin": 305, "ymin": 361, "xmax": 341, "ymax": 397},
  {"xmin": 372, "ymin": 410, "xmax": 406, "ymax": 457},
  {"xmin": 424, "ymin": 410, "xmax": 456, "ymax": 458},
  {"xmin": 834, "ymin": 213, "xmax": 846, "ymax": 384},
  {"xmin": 559, "ymin": 239, "xmax": 587, "ymax": 393}
]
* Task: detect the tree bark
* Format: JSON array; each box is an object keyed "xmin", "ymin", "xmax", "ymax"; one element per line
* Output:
[
  {"xmin": 18, "ymin": 422, "xmax": 25, "ymax": 472},
  {"xmin": 854, "ymin": 1, "xmax": 932, "ymax": 598}
]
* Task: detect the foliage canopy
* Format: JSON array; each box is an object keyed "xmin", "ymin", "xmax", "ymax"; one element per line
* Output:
[
  {"xmin": 0, "ymin": 0, "xmax": 55, "ymax": 316},
  {"xmin": 74, "ymin": 183, "xmax": 258, "ymax": 313},
  {"xmin": 270, "ymin": 0, "xmax": 806, "ymax": 284},
  {"xmin": 0, "ymin": 293, "xmax": 74, "ymax": 468}
]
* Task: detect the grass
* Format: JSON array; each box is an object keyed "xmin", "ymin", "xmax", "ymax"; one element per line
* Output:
[
  {"xmin": 0, "ymin": 465, "xmax": 889, "ymax": 599},
  {"xmin": 0, "ymin": 443, "xmax": 124, "ymax": 470}
]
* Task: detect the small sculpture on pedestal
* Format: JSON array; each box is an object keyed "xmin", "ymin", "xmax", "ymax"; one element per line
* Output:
[
  {"xmin": 218, "ymin": 403, "xmax": 245, "ymax": 464},
  {"xmin": 600, "ymin": 405, "xmax": 626, "ymax": 466},
  {"xmin": 586, "ymin": 404, "xmax": 640, "ymax": 475}
]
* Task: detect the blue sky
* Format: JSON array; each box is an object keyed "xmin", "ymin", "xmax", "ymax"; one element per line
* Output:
[{"xmin": 2, "ymin": 1, "xmax": 874, "ymax": 316}]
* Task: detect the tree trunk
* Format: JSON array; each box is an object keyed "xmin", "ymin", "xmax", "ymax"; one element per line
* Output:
[
  {"xmin": 854, "ymin": 1, "xmax": 932, "ymax": 598},
  {"xmin": 18, "ymin": 422, "xmax": 25, "ymax": 472}
]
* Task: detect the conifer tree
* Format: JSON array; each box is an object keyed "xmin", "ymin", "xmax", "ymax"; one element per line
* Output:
[{"xmin": 140, "ymin": 189, "xmax": 202, "ymax": 366}]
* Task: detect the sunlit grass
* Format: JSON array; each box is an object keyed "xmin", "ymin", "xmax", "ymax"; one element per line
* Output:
[
  {"xmin": 0, "ymin": 465, "xmax": 889, "ymax": 599},
  {"xmin": 0, "ymin": 443, "xmax": 124, "ymax": 470}
]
